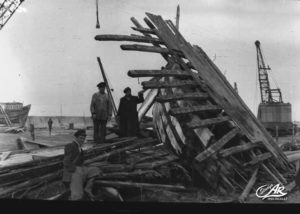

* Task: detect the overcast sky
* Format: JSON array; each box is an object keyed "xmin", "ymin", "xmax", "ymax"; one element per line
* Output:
[{"xmin": 0, "ymin": 0, "xmax": 299, "ymax": 121}]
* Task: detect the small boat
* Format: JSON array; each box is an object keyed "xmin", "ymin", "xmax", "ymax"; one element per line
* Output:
[{"xmin": 0, "ymin": 102, "xmax": 31, "ymax": 127}]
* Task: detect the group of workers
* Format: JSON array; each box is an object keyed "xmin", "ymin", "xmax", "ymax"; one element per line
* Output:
[
  {"xmin": 90, "ymin": 81, "xmax": 144, "ymax": 144},
  {"xmin": 62, "ymin": 81, "xmax": 144, "ymax": 200}
]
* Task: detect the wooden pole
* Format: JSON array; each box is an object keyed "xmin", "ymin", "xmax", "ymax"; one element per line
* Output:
[
  {"xmin": 97, "ymin": 57, "xmax": 118, "ymax": 116},
  {"xmin": 176, "ymin": 4, "xmax": 180, "ymax": 30}
]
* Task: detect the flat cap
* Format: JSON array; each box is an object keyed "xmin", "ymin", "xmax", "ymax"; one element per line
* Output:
[
  {"xmin": 97, "ymin": 82, "xmax": 106, "ymax": 88},
  {"xmin": 74, "ymin": 129, "xmax": 87, "ymax": 137}
]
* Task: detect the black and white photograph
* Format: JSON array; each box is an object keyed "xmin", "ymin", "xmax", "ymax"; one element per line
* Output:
[{"xmin": 0, "ymin": 0, "xmax": 300, "ymax": 208}]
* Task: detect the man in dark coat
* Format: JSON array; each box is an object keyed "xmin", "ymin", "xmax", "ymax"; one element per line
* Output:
[
  {"xmin": 117, "ymin": 87, "xmax": 144, "ymax": 137},
  {"xmin": 62, "ymin": 129, "xmax": 100, "ymax": 200}
]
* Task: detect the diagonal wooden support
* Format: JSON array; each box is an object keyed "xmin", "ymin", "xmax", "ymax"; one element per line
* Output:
[
  {"xmin": 195, "ymin": 127, "xmax": 240, "ymax": 163},
  {"xmin": 219, "ymin": 141, "xmax": 262, "ymax": 157},
  {"xmin": 238, "ymin": 166, "xmax": 259, "ymax": 202},
  {"xmin": 138, "ymin": 88, "xmax": 158, "ymax": 122}
]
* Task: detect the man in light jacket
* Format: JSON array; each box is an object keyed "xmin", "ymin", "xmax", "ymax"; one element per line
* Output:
[{"xmin": 90, "ymin": 82, "xmax": 112, "ymax": 144}]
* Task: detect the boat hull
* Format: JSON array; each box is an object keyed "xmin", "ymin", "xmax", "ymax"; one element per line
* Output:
[{"xmin": 0, "ymin": 104, "xmax": 31, "ymax": 127}]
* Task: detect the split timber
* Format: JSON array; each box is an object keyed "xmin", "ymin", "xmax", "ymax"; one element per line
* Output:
[{"xmin": 95, "ymin": 13, "xmax": 295, "ymax": 199}]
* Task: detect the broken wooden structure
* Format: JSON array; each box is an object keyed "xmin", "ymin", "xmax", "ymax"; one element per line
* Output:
[
  {"xmin": 94, "ymin": 12, "xmax": 296, "ymax": 201},
  {"xmin": 0, "ymin": 136, "xmax": 197, "ymax": 201}
]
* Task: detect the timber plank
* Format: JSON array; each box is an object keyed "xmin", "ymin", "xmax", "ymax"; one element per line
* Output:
[
  {"xmin": 138, "ymin": 89, "xmax": 158, "ymax": 122},
  {"xmin": 128, "ymin": 69, "xmax": 191, "ymax": 78},
  {"xmin": 158, "ymin": 102, "xmax": 183, "ymax": 154},
  {"xmin": 160, "ymin": 83, "xmax": 186, "ymax": 147},
  {"xmin": 195, "ymin": 127, "xmax": 240, "ymax": 163},
  {"xmin": 142, "ymin": 80, "xmax": 199, "ymax": 89},
  {"xmin": 121, "ymin": 44, "xmax": 170, "ymax": 54},
  {"xmin": 131, "ymin": 26, "xmax": 156, "ymax": 35},
  {"xmin": 130, "ymin": 17, "xmax": 170, "ymax": 61},
  {"xmin": 243, "ymin": 153, "xmax": 272, "ymax": 167},
  {"xmin": 95, "ymin": 180, "xmax": 186, "ymax": 191},
  {"xmin": 95, "ymin": 34, "xmax": 164, "ymax": 44},
  {"xmin": 169, "ymin": 105, "xmax": 221, "ymax": 116},
  {"xmin": 187, "ymin": 116, "xmax": 230, "ymax": 128},
  {"xmin": 219, "ymin": 142, "xmax": 262, "ymax": 157},
  {"xmin": 156, "ymin": 92, "xmax": 208, "ymax": 102}
]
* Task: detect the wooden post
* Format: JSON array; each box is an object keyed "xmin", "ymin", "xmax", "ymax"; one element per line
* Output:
[{"xmin": 238, "ymin": 166, "xmax": 259, "ymax": 202}]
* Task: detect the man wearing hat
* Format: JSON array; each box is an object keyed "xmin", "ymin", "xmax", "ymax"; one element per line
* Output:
[
  {"xmin": 117, "ymin": 87, "xmax": 144, "ymax": 137},
  {"xmin": 90, "ymin": 82, "xmax": 112, "ymax": 144},
  {"xmin": 62, "ymin": 129, "xmax": 100, "ymax": 200}
]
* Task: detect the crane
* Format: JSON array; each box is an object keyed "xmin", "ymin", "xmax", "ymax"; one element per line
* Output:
[
  {"xmin": 255, "ymin": 40, "xmax": 293, "ymax": 136},
  {"xmin": 0, "ymin": 0, "xmax": 24, "ymax": 31},
  {"xmin": 255, "ymin": 40, "xmax": 282, "ymax": 104}
]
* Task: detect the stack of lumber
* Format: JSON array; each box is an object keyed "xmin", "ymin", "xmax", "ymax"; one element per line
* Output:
[
  {"xmin": 94, "ymin": 12, "xmax": 297, "ymax": 202},
  {"xmin": 0, "ymin": 137, "xmax": 193, "ymax": 201}
]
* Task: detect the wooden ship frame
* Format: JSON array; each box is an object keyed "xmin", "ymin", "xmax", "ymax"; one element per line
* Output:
[
  {"xmin": 0, "ymin": 12, "xmax": 297, "ymax": 203},
  {"xmin": 94, "ymin": 12, "xmax": 295, "ymax": 199}
]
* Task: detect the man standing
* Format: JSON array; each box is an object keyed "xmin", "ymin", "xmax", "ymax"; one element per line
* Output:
[
  {"xmin": 117, "ymin": 87, "xmax": 144, "ymax": 137},
  {"xmin": 48, "ymin": 118, "xmax": 53, "ymax": 136},
  {"xmin": 90, "ymin": 82, "xmax": 112, "ymax": 144},
  {"xmin": 29, "ymin": 123, "xmax": 35, "ymax": 141},
  {"xmin": 62, "ymin": 129, "xmax": 100, "ymax": 200}
]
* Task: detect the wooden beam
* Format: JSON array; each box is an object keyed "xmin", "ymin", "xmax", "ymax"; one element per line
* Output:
[
  {"xmin": 121, "ymin": 44, "xmax": 170, "ymax": 54},
  {"xmin": 195, "ymin": 127, "xmax": 240, "ymax": 163},
  {"xmin": 156, "ymin": 92, "xmax": 208, "ymax": 102},
  {"xmin": 219, "ymin": 141, "xmax": 262, "ymax": 157},
  {"xmin": 142, "ymin": 80, "xmax": 199, "ymax": 89},
  {"xmin": 170, "ymin": 105, "xmax": 222, "ymax": 116},
  {"xmin": 261, "ymin": 163, "xmax": 283, "ymax": 185},
  {"xmin": 187, "ymin": 116, "xmax": 230, "ymax": 128},
  {"xmin": 144, "ymin": 17, "xmax": 156, "ymax": 30},
  {"xmin": 95, "ymin": 34, "xmax": 164, "ymax": 44},
  {"xmin": 85, "ymin": 138, "xmax": 158, "ymax": 164},
  {"xmin": 243, "ymin": 153, "xmax": 272, "ymax": 167},
  {"xmin": 128, "ymin": 69, "xmax": 191, "ymax": 78},
  {"xmin": 238, "ymin": 167, "xmax": 259, "ymax": 202},
  {"xmin": 138, "ymin": 88, "xmax": 158, "ymax": 122},
  {"xmin": 266, "ymin": 162, "xmax": 288, "ymax": 184},
  {"xmin": 95, "ymin": 180, "xmax": 187, "ymax": 191},
  {"xmin": 130, "ymin": 17, "xmax": 170, "ymax": 62},
  {"xmin": 131, "ymin": 26, "xmax": 156, "ymax": 35}
]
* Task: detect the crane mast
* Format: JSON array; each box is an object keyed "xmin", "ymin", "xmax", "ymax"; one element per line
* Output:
[
  {"xmin": 0, "ymin": 0, "xmax": 24, "ymax": 31},
  {"xmin": 255, "ymin": 40, "xmax": 282, "ymax": 104},
  {"xmin": 255, "ymin": 40, "xmax": 293, "ymax": 136}
]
